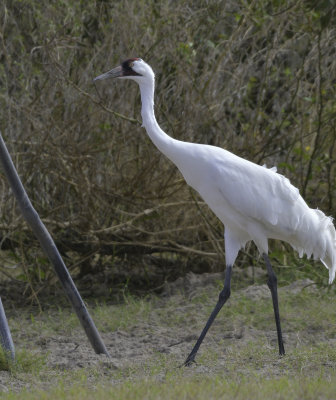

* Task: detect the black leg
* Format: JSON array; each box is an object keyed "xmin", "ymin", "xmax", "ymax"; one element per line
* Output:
[
  {"xmin": 263, "ymin": 253, "xmax": 285, "ymax": 356},
  {"xmin": 183, "ymin": 265, "xmax": 232, "ymax": 366}
]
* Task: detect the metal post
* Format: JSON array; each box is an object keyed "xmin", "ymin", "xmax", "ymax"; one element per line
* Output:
[
  {"xmin": 0, "ymin": 132, "xmax": 109, "ymax": 356},
  {"xmin": 0, "ymin": 298, "xmax": 15, "ymax": 361}
]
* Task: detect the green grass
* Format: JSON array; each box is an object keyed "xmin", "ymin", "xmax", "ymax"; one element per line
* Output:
[
  {"xmin": 92, "ymin": 295, "xmax": 154, "ymax": 332},
  {"xmin": 0, "ymin": 348, "xmax": 46, "ymax": 374},
  {"xmin": 2, "ymin": 371, "xmax": 336, "ymax": 400},
  {"xmin": 1, "ymin": 280, "xmax": 336, "ymax": 399}
]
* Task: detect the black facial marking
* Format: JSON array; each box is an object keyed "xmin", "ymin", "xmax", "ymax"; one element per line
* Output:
[{"xmin": 121, "ymin": 58, "xmax": 142, "ymax": 76}]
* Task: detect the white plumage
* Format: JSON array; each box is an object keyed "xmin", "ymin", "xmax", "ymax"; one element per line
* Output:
[
  {"xmin": 94, "ymin": 58, "xmax": 336, "ymax": 364},
  {"xmin": 176, "ymin": 142, "xmax": 336, "ymax": 283}
]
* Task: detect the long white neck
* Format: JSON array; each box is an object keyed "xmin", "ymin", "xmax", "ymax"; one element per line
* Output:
[{"xmin": 138, "ymin": 79, "xmax": 179, "ymax": 163}]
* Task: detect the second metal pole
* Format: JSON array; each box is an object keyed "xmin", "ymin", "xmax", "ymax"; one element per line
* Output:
[{"xmin": 0, "ymin": 132, "xmax": 109, "ymax": 356}]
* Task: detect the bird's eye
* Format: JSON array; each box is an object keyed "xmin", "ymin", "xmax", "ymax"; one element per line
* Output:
[{"xmin": 129, "ymin": 62, "xmax": 134, "ymax": 68}]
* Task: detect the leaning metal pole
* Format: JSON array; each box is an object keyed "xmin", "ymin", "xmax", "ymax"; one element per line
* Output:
[
  {"xmin": 0, "ymin": 297, "xmax": 15, "ymax": 361},
  {"xmin": 0, "ymin": 132, "xmax": 109, "ymax": 356}
]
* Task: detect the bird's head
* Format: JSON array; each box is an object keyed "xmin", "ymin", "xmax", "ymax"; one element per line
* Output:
[{"xmin": 94, "ymin": 58, "xmax": 154, "ymax": 85}]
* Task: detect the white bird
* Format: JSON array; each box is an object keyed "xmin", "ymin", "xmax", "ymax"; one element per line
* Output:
[{"xmin": 94, "ymin": 58, "xmax": 336, "ymax": 366}]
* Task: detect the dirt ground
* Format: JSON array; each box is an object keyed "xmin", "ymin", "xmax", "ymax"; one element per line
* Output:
[{"xmin": 0, "ymin": 271, "xmax": 331, "ymax": 393}]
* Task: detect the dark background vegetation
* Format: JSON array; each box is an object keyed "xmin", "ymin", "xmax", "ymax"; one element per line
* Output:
[{"xmin": 0, "ymin": 0, "xmax": 335, "ymax": 299}]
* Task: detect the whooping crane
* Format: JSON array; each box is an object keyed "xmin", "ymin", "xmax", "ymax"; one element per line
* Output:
[{"xmin": 94, "ymin": 58, "xmax": 336, "ymax": 366}]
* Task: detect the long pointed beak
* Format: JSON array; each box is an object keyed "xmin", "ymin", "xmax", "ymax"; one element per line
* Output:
[{"xmin": 93, "ymin": 66, "xmax": 122, "ymax": 82}]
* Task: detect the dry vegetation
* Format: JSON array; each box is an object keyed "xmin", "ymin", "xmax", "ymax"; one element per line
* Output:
[{"xmin": 0, "ymin": 0, "xmax": 336, "ymax": 294}]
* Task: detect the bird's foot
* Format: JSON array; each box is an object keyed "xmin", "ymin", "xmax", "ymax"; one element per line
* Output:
[
  {"xmin": 182, "ymin": 353, "xmax": 197, "ymax": 367},
  {"xmin": 279, "ymin": 343, "xmax": 285, "ymax": 357}
]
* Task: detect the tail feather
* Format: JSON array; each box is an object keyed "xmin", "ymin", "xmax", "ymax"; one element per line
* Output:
[
  {"xmin": 292, "ymin": 209, "xmax": 336, "ymax": 284},
  {"xmin": 319, "ymin": 216, "xmax": 336, "ymax": 284},
  {"xmin": 311, "ymin": 210, "xmax": 336, "ymax": 284}
]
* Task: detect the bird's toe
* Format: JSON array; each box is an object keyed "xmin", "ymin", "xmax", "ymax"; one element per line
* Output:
[{"xmin": 182, "ymin": 355, "xmax": 197, "ymax": 367}]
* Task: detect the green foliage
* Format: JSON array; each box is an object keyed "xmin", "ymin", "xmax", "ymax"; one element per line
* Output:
[{"xmin": 0, "ymin": 0, "xmax": 335, "ymax": 289}]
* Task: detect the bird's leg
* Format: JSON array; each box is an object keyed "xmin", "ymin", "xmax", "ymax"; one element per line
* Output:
[
  {"xmin": 263, "ymin": 253, "xmax": 285, "ymax": 356},
  {"xmin": 183, "ymin": 265, "xmax": 232, "ymax": 367}
]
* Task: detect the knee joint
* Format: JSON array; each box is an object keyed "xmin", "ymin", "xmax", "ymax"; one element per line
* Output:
[
  {"xmin": 219, "ymin": 287, "xmax": 230, "ymax": 302},
  {"xmin": 267, "ymin": 273, "xmax": 277, "ymax": 288}
]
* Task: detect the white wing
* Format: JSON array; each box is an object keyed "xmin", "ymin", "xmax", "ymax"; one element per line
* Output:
[
  {"xmin": 213, "ymin": 149, "xmax": 301, "ymax": 226},
  {"xmin": 175, "ymin": 143, "xmax": 302, "ymax": 230}
]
